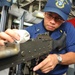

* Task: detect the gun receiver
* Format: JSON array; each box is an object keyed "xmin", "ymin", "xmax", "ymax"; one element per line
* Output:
[{"xmin": 0, "ymin": 32, "xmax": 66, "ymax": 71}]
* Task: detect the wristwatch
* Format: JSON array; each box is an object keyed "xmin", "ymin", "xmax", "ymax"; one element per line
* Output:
[{"xmin": 56, "ymin": 54, "xmax": 62, "ymax": 64}]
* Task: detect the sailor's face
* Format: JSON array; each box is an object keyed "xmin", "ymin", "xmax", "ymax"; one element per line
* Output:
[{"xmin": 44, "ymin": 12, "xmax": 64, "ymax": 31}]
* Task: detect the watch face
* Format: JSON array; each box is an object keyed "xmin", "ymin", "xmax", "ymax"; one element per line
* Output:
[
  {"xmin": 57, "ymin": 54, "xmax": 62, "ymax": 63},
  {"xmin": 59, "ymin": 56, "xmax": 62, "ymax": 61}
]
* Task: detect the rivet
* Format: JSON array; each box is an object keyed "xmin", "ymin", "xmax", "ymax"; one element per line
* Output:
[{"xmin": 21, "ymin": 51, "xmax": 25, "ymax": 57}]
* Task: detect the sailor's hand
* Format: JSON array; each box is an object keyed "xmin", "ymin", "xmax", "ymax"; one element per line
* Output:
[
  {"xmin": 33, "ymin": 54, "xmax": 58, "ymax": 73},
  {"xmin": 0, "ymin": 29, "xmax": 20, "ymax": 45}
]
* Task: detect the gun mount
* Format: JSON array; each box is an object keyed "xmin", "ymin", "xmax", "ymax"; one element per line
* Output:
[{"xmin": 0, "ymin": 32, "xmax": 66, "ymax": 71}]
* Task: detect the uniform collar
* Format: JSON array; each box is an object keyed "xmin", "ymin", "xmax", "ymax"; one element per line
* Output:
[
  {"xmin": 34, "ymin": 20, "xmax": 47, "ymax": 34},
  {"xmin": 35, "ymin": 20, "xmax": 64, "ymax": 39},
  {"xmin": 51, "ymin": 29, "xmax": 64, "ymax": 39}
]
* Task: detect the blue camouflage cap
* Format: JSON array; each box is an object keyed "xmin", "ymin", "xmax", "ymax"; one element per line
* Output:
[
  {"xmin": 43, "ymin": 0, "xmax": 72, "ymax": 20},
  {"xmin": 0, "ymin": 0, "xmax": 12, "ymax": 7}
]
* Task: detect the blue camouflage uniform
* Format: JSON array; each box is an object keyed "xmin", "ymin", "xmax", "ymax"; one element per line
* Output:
[{"xmin": 25, "ymin": 20, "xmax": 75, "ymax": 75}]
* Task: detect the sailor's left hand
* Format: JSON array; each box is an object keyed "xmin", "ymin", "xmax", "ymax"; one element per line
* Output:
[{"xmin": 33, "ymin": 54, "xmax": 58, "ymax": 73}]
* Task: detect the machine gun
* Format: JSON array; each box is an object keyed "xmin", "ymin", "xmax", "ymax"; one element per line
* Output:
[{"xmin": 0, "ymin": 32, "xmax": 66, "ymax": 71}]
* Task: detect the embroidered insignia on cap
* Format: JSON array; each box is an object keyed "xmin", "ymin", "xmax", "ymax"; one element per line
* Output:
[{"xmin": 56, "ymin": 0, "xmax": 69, "ymax": 8}]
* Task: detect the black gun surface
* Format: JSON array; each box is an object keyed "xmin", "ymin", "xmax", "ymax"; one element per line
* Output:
[{"xmin": 0, "ymin": 32, "xmax": 66, "ymax": 71}]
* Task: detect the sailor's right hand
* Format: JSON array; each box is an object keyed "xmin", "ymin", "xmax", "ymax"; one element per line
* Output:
[{"xmin": 0, "ymin": 29, "xmax": 20, "ymax": 45}]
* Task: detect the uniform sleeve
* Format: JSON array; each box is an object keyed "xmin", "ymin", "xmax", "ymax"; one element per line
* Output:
[{"xmin": 65, "ymin": 22, "xmax": 75, "ymax": 52}]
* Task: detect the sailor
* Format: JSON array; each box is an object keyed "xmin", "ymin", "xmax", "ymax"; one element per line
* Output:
[{"xmin": 0, "ymin": 0, "xmax": 75, "ymax": 75}]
